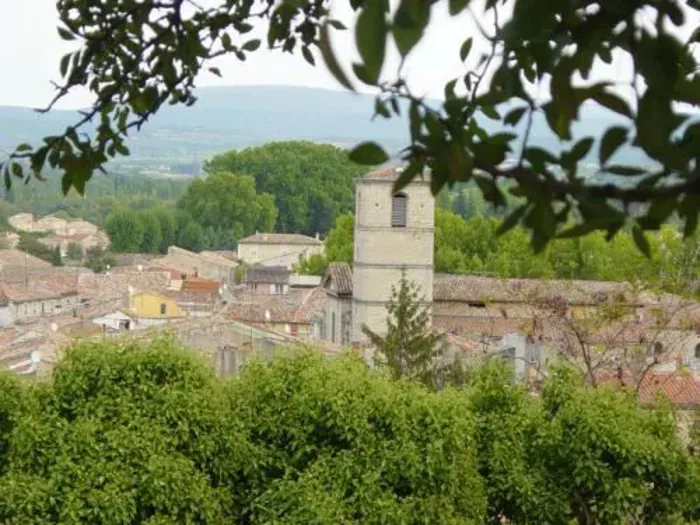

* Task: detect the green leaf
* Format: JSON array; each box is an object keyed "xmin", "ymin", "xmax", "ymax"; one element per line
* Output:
[
  {"xmin": 349, "ymin": 141, "xmax": 389, "ymax": 165},
  {"xmin": 570, "ymin": 137, "xmax": 594, "ymax": 162},
  {"xmin": 15, "ymin": 143, "xmax": 32, "ymax": 153},
  {"xmin": 459, "ymin": 38, "xmax": 473, "ymax": 62},
  {"xmin": 557, "ymin": 220, "xmax": 611, "ymax": 239},
  {"xmin": 504, "ymin": 106, "xmax": 527, "ymax": 126},
  {"xmin": 319, "ymin": 24, "xmax": 354, "ymax": 91},
  {"xmin": 392, "ymin": 0, "xmax": 429, "ymax": 58},
  {"xmin": 328, "ymin": 19, "xmax": 347, "ymax": 30},
  {"xmin": 496, "ymin": 204, "xmax": 528, "ymax": 235},
  {"xmin": 131, "ymin": 87, "xmax": 158, "ymax": 115},
  {"xmin": 592, "ymin": 91, "xmax": 632, "ymax": 118},
  {"xmin": 60, "ymin": 53, "xmax": 71, "ymax": 78},
  {"xmin": 449, "ymin": 0, "xmax": 469, "ymax": 15},
  {"xmin": 242, "ymin": 39, "xmax": 261, "ymax": 52},
  {"xmin": 632, "ymin": 225, "xmax": 651, "ymax": 257},
  {"xmin": 10, "ymin": 163, "xmax": 22, "ymax": 178},
  {"xmin": 208, "ymin": 67, "xmax": 222, "ymax": 77},
  {"xmin": 599, "ymin": 126, "xmax": 627, "ymax": 166},
  {"xmin": 356, "ymin": 1, "xmax": 387, "ymax": 84},
  {"xmin": 374, "ymin": 99, "xmax": 390, "ymax": 119},
  {"xmin": 221, "ymin": 33, "xmax": 233, "ymax": 51},
  {"xmin": 393, "ymin": 159, "xmax": 423, "ymax": 193},
  {"xmin": 302, "ymin": 46, "xmax": 315, "ymax": 66},
  {"xmin": 444, "ymin": 79, "xmax": 458, "ymax": 100},
  {"xmin": 605, "ymin": 165, "xmax": 646, "ymax": 176},
  {"xmin": 448, "ymin": 140, "xmax": 472, "ymax": 182},
  {"xmin": 57, "ymin": 26, "xmax": 75, "ymax": 41}
]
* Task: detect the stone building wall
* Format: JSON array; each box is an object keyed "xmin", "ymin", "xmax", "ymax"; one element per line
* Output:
[
  {"xmin": 238, "ymin": 243, "xmax": 323, "ymax": 269},
  {"xmin": 351, "ymin": 170, "xmax": 435, "ymax": 343}
]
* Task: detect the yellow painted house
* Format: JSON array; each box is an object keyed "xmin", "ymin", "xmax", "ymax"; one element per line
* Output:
[{"xmin": 127, "ymin": 292, "xmax": 185, "ymax": 327}]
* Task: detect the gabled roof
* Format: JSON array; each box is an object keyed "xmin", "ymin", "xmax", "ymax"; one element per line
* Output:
[
  {"xmin": 0, "ymin": 249, "xmax": 51, "ymax": 268},
  {"xmin": 238, "ymin": 233, "xmax": 322, "ymax": 246},
  {"xmin": 230, "ymin": 287, "xmax": 325, "ymax": 325},
  {"xmin": 322, "ymin": 262, "xmax": 352, "ymax": 297},
  {"xmin": 244, "ymin": 265, "xmax": 291, "ymax": 284},
  {"xmin": 433, "ymin": 274, "xmax": 646, "ymax": 306},
  {"xmin": 182, "ymin": 276, "xmax": 221, "ymax": 293},
  {"xmin": 598, "ymin": 370, "xmax": 700, "ymax": 408}
]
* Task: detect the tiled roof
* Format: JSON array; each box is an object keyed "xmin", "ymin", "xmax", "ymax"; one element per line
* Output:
[
  {"xmin": 201, "ymin": 250, "xmax": 237, "ymax": 261},
  {"xmin": 231, "ymin": 287, "xmax": 325, "ymax": 325},
  {"xmin": 0, "ymin": 279, "xmax": 78, "ymax": 304},
  {"xmin": 293, "ymin": 287, "xmax": 327, "ymax": 323},
  {"xmin": 637, "ymin": 372, "xmax": 700, "ymax": 407},
  {"xmin": 0, "ymin": 249, "xmax": 51, "ymax": 268},
  {"xmin": 362, "ymin": 165, "xmax": 403, "ymax": 179},
  {"xmin": 322, "ymin": 262, "xmax": 353, "ymax": 296},
  {"xmin": 162, "ymin": 289, "xmax": 218, "ymax": 305},
  {"xmin": 238, "ymin": 233, "xmax": 322, "ymax": 246},
  {"xmin": 182, "ymin": 276, "xmax": 221, "ymax": 293},
  {"xmin": 433, "ymin": 315, "xmax": 528, "ymax": 337},
  {"xmin": 598, "ymin": 370, "xmax": 700, "ymax": 407},
  {"xmin": 244, "ymin": 266, "xmax": 291, "ymax": 284},
  {"xmin": 433, "ymin": 274, "xmax": 644, "ymax": 306},
  {"xmin": 78, "ymin": 271, "xmax": 170, "ymax": 301}
]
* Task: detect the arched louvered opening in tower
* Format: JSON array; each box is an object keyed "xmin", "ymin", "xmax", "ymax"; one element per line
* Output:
[{"xmin": 391, "ymin": 192, "xmax": 407, "ymax": 227}]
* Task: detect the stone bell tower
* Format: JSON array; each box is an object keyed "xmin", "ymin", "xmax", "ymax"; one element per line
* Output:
[{"xmin": 351, "ymin": 166, "xmax": 435, "ymax": 343}]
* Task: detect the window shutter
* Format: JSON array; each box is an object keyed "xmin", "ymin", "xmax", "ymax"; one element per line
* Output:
[{"xmin": 391, "ymin": 194, "xmax": 407, "ymax": 227}]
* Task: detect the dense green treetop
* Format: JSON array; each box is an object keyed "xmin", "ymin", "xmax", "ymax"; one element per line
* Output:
[
  {"xmin": 0, "ymin": 338, "xmax": 697, "ymax": 523},
  {"xmin": 204, "ymin": 142, "xmax": 364, "ymax": 235},
  {"xmin": 105, "ymin": 210, "xmax": 145, "ymax": 253},
  {"xmin": 2, "ymin": 0, "xmax": 700, "ymax": 252},
  {"xmin": 177, "ymin": 171, "xmax": 277, "ymax": 240}
]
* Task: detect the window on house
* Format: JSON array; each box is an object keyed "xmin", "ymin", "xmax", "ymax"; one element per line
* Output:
[
  {"xmin": 653, "ymin": 341, "xmax": 664, "ymax": 355},
  {"xmin": 391, "ymin": 193, "xmax": 407, "ymax": 227},
  {"xmin": 467, "ymin": 301, "xmax": 487, "ymax": 308},
  {"xmin": 291, "ymin": 324, "xmax": 298, "ymax": 336},
  {"xmin": 160, "ymin": 303, "xmax": 167, "ymax": 315},
  {"xmin": 695, "ymin": 343, "xmax": 700, "ymax": 359}
]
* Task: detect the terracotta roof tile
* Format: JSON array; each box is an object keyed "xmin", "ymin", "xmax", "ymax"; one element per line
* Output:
[
  {"xmin": 231, "ymin": 287, "xmax": 325, "ymax": 325},
  {"xmin": 0, "ymin": 249, "xmax": 51, "ymax": 268},
  {"xmin": 322, "ymin": 262, "xmax": 353, "ymax": 296},
  {"xmin": 434, "ymin": 274, "xmax": 646, "ymax": 306},
  {"xmin": 182, "ymin": 276, "xmax": 221, "ymax": 293},
  {"xmin": 598, "ymin": 370, "xmax": 700, "ymax": 407}
]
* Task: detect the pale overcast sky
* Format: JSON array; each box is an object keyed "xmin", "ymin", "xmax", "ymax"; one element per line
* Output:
[
  {"xmin": 0, "ymin": 0, "xmax": 481, "ymax": 109},
  {"xmin": 0, "ymin": 1, "xmax": 695, "ymax": 110}
]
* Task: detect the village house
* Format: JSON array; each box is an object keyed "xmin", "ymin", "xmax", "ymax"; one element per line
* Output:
[
  {"xmin": 6, "ymin": 213, "xmax": 109, "ymax": 255},
  {"xmin": 317, "ymin": 262, "xmax": 353, "ymax": 344},
  {"xmin": 231, "ymin": 287, "xmax": 325, "ymax": 338},
  {"xmin": 0, "ymin": 282, "xmax": 80, "ymax": 326},
  {"xmin": 7, "ymin": 213, "xmax": 34, "ymax": 232},
  {"xmin": 92, "ymin": 291, "xmax": 185, "ymax": 331},
  {"xmin": 39, "ymin": 230, "xmax": 110, "ymax": 257},
  {"xmin": 237, "ymin": 233, "xmax": 323, "ymax": 269},
  {"xmin": 163, "ymin": 276, "xmax": 222, "ymax": 317},
  {"xmin": 161, "ymin": 246, "xmax": 237, "ymax": 285},
  {"xmin": 243, "ymin": 266, "xmax": 290, "ymax": 296}
]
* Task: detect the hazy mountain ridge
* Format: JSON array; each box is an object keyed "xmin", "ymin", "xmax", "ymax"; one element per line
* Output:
[{"xmin": 0, "ymin": 85, "xmax": 645, "ymax": 173}]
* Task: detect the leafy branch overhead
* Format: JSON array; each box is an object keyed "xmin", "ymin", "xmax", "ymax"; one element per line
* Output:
[{"xmin": 3, "ymin": 0, "xmax": 700, "ymax": 250}]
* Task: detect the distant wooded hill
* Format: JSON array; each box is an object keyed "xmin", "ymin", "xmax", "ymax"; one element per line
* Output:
[{"xmin": 0, "ymin": 85, "xmax": 646, "ymax": 173}]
